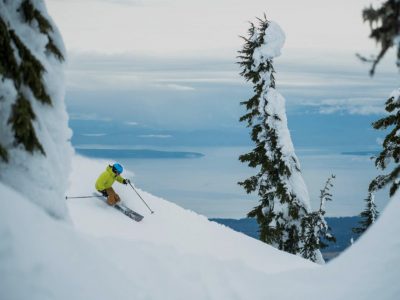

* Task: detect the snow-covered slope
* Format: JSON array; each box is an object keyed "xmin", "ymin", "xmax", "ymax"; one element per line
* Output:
[
  {"xmin": 68, "ymin": 155, "xmax": 315, "ymax": 275},
  {"xmin": 1, "ymin": 155, "xmax": 313, "ymax": 300},
  {"xmin": 250, "ymin": 192, "xmax": 400, "ymax": 300},
  {"xmin": 0, "ymin": 182, "xmax": 138, "ymax": 300},
  {"xmin": 1, "ymin": 155, "xmax": 399, "ymax": 299}
]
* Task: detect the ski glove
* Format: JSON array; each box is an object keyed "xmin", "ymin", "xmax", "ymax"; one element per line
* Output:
[{"xmin": 123, "ymin": 179, "xmax": 130, "ymax": 185}]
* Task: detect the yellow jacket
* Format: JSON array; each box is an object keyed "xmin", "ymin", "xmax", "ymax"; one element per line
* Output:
[{"xmin": 95, "ymin": 165, "xmax": 125, "ymax": 191}]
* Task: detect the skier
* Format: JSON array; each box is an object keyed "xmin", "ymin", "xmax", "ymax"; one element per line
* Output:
[{"xmin": 95, "ymin": 163, "xmax": 130, "ymax": 205}]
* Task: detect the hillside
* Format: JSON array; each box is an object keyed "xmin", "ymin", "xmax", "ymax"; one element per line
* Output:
[
  {"xmin": 1, "ymin": 155, "xmax": 399, "ymax": 299},
  {"xmin": 67, "ymin": 156, "xmax": 314, "ymax": 275}
]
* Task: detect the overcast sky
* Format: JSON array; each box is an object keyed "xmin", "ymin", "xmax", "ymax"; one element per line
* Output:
[
  {"xmin": 47, "ymin": 0, "xmax": 380, "ymax": 58},
  {"xmin": 43, "ymin": 0, "xmax": 399, "ymax": 124},
  {"xmin": 44, "ymin": 0, "xmax": 398, "ymax": 130}
]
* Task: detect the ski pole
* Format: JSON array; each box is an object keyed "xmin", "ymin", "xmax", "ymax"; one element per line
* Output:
[
  {"xmin": 128, "ymin": 181, "xmax": 154, "ymax": 214},
  {"xmin": 65, "ymin": 195, "xmax": 103, "ymax": 200}
]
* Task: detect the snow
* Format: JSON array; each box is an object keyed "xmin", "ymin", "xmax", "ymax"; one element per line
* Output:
[
  {"xmin": 1, "ymin": 4, "xmax": 399, "ymax": 298},
  {"xmin": 388, "ymin": 87, "xmax": 400, "ymax": 138},
  {"xmin": 251, "ymin": 17, "xmax": 318, "ymax": 261},
  {"xmin": 0, "ymin": 155, "xmax": 315, "ymax": 300},
  {"xmin": 370, "ymin": 192, "xmax": 377, "ymax": 224},
  {"xmin": 67, "ymin": 155, "xmax": 313, "ymax": 274},
  {"xmin": 0, "ymin": 1, "xmax": 73, "ymax": 218},
  {"xmin": 1, "ymin": 155, "xmax": 400, "ymax": 299},
  {"xmin": 390, "ymin": 87, "xmax": 400, "ymax": 102},
  {"xmin": 252, "ymin": 21, "xmax": 285, "ymax": 69},
  {"xmin": 0, "ymin": 181, "xmax": 139, "ymax": 300},
  {"xmin": 256, "ymin": 33, "xmax": 310, "ymax": 212}
]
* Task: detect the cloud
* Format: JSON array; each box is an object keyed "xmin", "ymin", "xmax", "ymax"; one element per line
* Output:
[
  {"xmin": 50, "ymin": 0, "xmax": 145, "ymax": 5},
  {"xmin": 125, "ymin": 121, "xmax": 139, "ymax": 126},
  {"xmin": 81, "ymin": 133, "xmax": 107, "ymax": 137},
  {"xmin": 70, "ymin": 113, "xmax": 112, "ymax": 122},
  {"xmin": 301, "ymin": 98, "xmax": 386, "ymax": 116},
  {"xmin": 101, "ymin": 0, "xmax": 143, "ymax": 4},
  {"xmin": 138, "ymin": 134, "xmax": 172, "ymax": 139},
  {"xmin": 65, "ymin": 52, "xmax": 239, "ymax": 91},
  {"xmin": 163, "ymin": 84, "xmax": 195, "ymax": 91}
]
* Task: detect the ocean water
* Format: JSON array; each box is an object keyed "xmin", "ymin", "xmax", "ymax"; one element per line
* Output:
[{"xmin": 85, "ymin": 146, "xmax": 388, "ymax": 218}]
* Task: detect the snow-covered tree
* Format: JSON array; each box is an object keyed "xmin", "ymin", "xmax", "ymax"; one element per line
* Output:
[
  {"xmin": 369, "ymin": 89, "xmax": 400, "ymax": 197},
  {"xmin": 301, "ymin": 175, "xmax": 336, "ymax": 264},
  {"xmin": 238, "ymin": 15, "xmax": 318, "ymax": 259},
  {"xmin": 353, "ymin": 192, "xmax": 379, "ymax": 234},
  {"xmin": 0, "ymin": 0, "xmax": 72, "ymax": 218},
  {"xmin": 357, "ymin": 0, "xmax": 400, "ymax": 75},
  {"xmin": 356, "ymin": 2, "xmax": 400, "ymax": 198}
]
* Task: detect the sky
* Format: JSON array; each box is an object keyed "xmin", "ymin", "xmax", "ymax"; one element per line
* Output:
[
  {"xmin": 48, "ymin": 0, "xmax": 378, "ymax": 56},
  {"xmin": 45, "ymin": 0, "xmax": 399, "ymax": 217},
  {"xmin": 46, "ymin": 0, "xmax": 398, "ymax": 122}
]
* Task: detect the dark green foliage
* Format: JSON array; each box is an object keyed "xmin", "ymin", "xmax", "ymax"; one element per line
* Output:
[
  {"xmin": 300, "ymin": 213, "xmax": 321, "ymax": 261},
  {"xmin": 353, "ymin": 192, "xmax": 379, "ymax": 234},
  {"xmin": 301, "ymin": 175, "xmax": 336, "ymax": 263},
  {"xmin": 9, "ymin": 29, "xmax": 51, "ymax": 105},
  {"xmin": 369, "ymin": 93, "xmax": 400, "ymax": 196},
  {"xmin": 19, "ymin": 0, "xmax": 65, "ymax": 61},
  {"xmin": 237, "ymin": 18, "xmax": 276, "ymax": 128},
  {"xmin": 0, "ymin": 144, "xmax": 9, "ymax": 162},
  {"xmin": 46, "ymin": 37, "xmax": 64, "ymax": 61},
  {"xmin": 0, "ymin": 1, "xmax": 64, "ymax": 158},
  {"xmin": 8, "ymin": 95, "xmax": 45, "ymax": 155},
  {"xmin": 358, "ymin": 1, "xmax": 400, "ymax": 198},
  {"xmin": 20, "ymin": 0, "xmax": 52, "ymax": 34},
  {"xmin": 0, "ymin": 17, "xmax": 12, "ymax": 161},
  {"xmin": 238, "ymin": 15, "xmax": 310, "ymax": 256},
  {"xmin": 357, "ymin": 0, "xmax": 400, "ymax": 75},
  {"xmin": 0, "ymin": 18, "xmax": 19, "ymax": 79}
]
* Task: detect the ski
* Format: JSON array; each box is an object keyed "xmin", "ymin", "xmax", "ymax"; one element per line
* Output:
[
  {"xmin": 94, "ymin": 193, "xmax": 144, "ymax": 222},
  {"xmin": 114, "ymin": 203, "xmax": 144, "ymax": 222}
]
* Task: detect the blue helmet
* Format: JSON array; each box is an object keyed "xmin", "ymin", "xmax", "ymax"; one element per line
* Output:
[{"xmin": 112, "ymin": 163, "xmax": 123, "ymax": 175}]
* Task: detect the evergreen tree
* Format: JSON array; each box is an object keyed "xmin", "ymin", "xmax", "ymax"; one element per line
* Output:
[
  {"xmin": 359, "ymin": 1, "xmax": 400, "ymax": 197},
  {"xmin": 369, "ymin": 90, "xmax": 400, "ymax": 196},
  {"xmin": 300, "ymin": 175, "xmax": 336, "ymax": 263},
  {"xmin": 0, "ymin": 0, "xmax": 64, "ymax": 162},
  {"xmin": 353, "ymin": 192, "xmax": 379, "ymax": 234},
  {"xmin": 356, "ymin": 2, "xmax": 400, "ymax": 199},
  {"xmin": 0, "ymin": 0, "xmax": 71, "ymax": 218},
  {"xmin": 357, "ymin": 0, "xmax": 400, "ymax": 75},
  {"xmin": 238, "ymin": 15, "xmax": 318, "ymax": 258}
]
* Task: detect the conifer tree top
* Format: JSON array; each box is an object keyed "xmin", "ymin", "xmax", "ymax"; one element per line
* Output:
[
  {"xmin": 358, "ymin": 0, "xmax": 400, "ymax": 75},
  {"xmin": 252, "ymin": 21, "xmax": 285, "ymax": 69}
]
